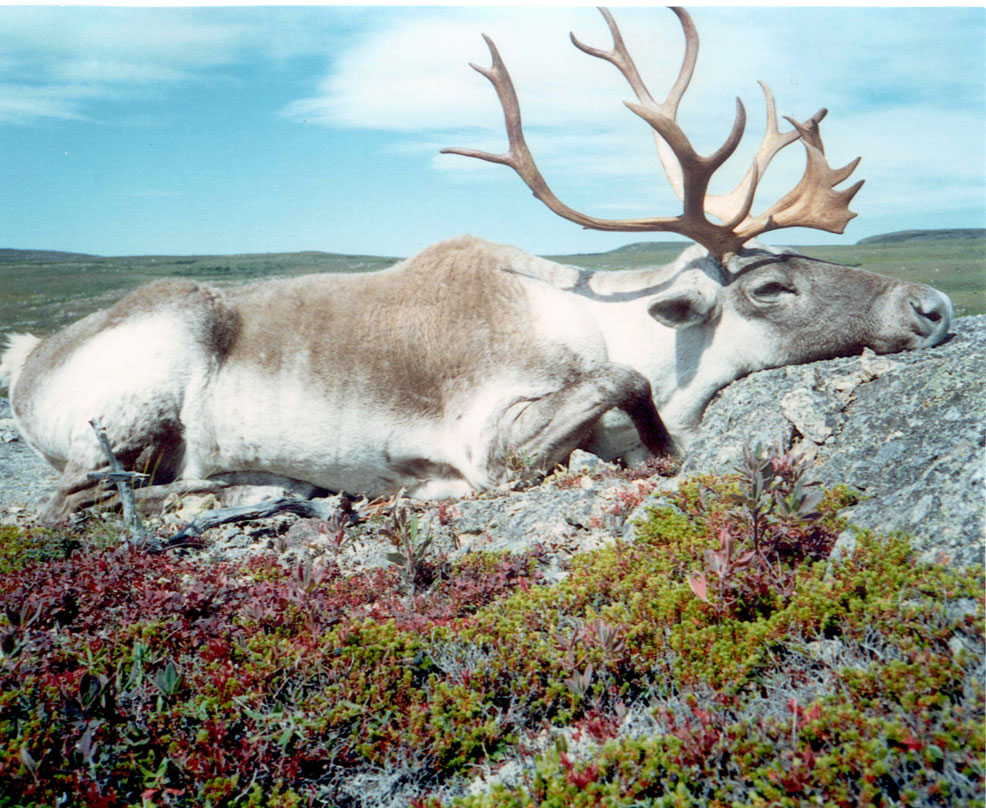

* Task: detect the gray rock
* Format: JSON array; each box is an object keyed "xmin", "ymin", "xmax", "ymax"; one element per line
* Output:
[
  {"xmin": 673, "ymin": 316, "xmax": 985, "ymax": 568},
  {"xmin": 0, "ymin": 398, "xmax": 58, "ymax": 514},
  {"xmin": 0, "ymin": 418, "xmax": 19, "ymax": 443},
  {"xmin": 452, "ymin": 482, "xmax": 630, "ymax": 557},
  {"xmin": 566, "ymin": 448, "xmax": 612, "ymax": 476}
]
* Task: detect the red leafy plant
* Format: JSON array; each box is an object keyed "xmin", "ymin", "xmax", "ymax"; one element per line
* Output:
[{"xmin": 687, "ymin": 444, "xmax": 834, "ymax": 619}]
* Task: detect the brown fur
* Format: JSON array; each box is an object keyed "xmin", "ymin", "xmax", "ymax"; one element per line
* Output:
[{"xmin": 222, "ymin": 235, "xmax": 585, "ymax": 417}]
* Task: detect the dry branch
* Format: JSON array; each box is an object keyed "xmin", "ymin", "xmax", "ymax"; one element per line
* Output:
[
  {"xmin": 166, "ymin": 497, "xmax": 343, "ymax": 547},
  {"xmin": 87, "ymin": 418, "xmax": 153, "ymax": 549}
]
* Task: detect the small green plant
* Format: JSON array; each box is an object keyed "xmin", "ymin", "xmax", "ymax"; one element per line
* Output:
[
  {"xmin": 685, "ymin": 444, "xmax": 838, "ymax": 620},
  {"xmin": 380, "ymin": 494, "xmax": 434, "ymax": 595},
  {"xmin": 503, "ymin": 445, "xmax": 545, "ymax": 482},
  {"xmin": 0, "ymin": 524, "xmax": 78, "ymax": 575},
  {"xmin": 729, "ymin": 443, "xmax": 824, "ymax": 551},
  {"xmin": 320, "ymin": 508, "xmax": 355, "ymax": 553}
]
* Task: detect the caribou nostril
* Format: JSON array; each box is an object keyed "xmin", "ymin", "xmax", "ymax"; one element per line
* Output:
[
  {"xmin": 912, "ymin": 300, "xmax": 942, "ymax": 323},
  {"xmin": 905, "ymin": 289, "xmax": 952, "ymax": 345}
]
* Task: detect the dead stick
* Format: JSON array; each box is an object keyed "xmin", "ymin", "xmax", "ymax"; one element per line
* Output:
[
  {"xmin": 167, "ymin": 497, "xmax": 342, "ymax": 546},
  {"xmin": 88, "ymin": 418, "xmax": 153, "ymax": 549}
]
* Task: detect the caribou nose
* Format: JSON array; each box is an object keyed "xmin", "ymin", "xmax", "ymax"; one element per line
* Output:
[{"xmin": 905, "ymin": 286, "xmax": 953, "ymax": 347}]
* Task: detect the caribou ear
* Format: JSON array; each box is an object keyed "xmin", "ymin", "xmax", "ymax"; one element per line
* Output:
[{"xmin": 647, "ymin": 287, "xmax": 719, "ymax": 328}]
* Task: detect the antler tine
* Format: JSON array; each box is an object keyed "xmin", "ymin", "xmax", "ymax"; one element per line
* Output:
[
  {"xmin": 662, "ymin": 7, "xmax": 700, "ymax": 117},
  {"xmin": 627, "ymin": 97, "xmax": 747, "ymax": 222},
  {"xmin": 572, "ymin": 7, "xmax": 755, "ymax": 242},
  {"xmin": 573, "ymin": 6, "xmax": 698, "ymax": 115},
  {"xmin": 441, "ymin": 34, "xmax": 700, "ymax": 234},
  {"xmin": 569, "ymin": 7, "xmax": 659, "ymax": 107},
  {"xmin": 569, "ymin": 6, "xmax": 751, "ymax": 241},
  {"xmin": 572, "ymin": 8, "xmax": 697, "ymax": 208},
  {"xmin": 701, "ymin": 84, "xmax": 828, "ymax": 225},
  {"xmin": 735, "ymin": 117, "xmax": 864, "ymax": 240},
  {"xmin": 436, "ymin": 37, "xmax": 522, "ymax": 169},
  {"xmin": 440, "ymin": 36, "xmax": 601, "ymax": 227}
]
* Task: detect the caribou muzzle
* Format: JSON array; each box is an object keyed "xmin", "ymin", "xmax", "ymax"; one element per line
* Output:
[
  {"xmin": 906, "ymin": 285, "xmax": 953, "ymax": 346},
  {"xmin": 882, "ymin": 283, "xmax": 953, "ymax": 352}
]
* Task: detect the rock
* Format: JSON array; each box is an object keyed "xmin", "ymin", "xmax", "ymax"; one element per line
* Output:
[
  {"xmin": 162, "ymin": 493, "xmax": 221, "ymax": 523},
  {"xmin": 0, "ymin": 418, "xmax": 19, "ymax": 443},
  {"xmin": 434, "ymin": 470, "xmax": 656, "ymax": 582},
  {"xmin": 0, "ymin": 398, "xmax": 58, "ymax": 512},
  {"xmin": 567, "ymin": 448, "xmax": 612, "ymax": 476},
  {"xmin": 780, "ymin": 388, "xmax": 838, "ymax": 443},
  {"xmin": 452, "ymin": 484, "xmax": 626, "ymax": 558},
  {"xmin": 670, "ymin": 316, "xmax": 985, "ymax": 568}
]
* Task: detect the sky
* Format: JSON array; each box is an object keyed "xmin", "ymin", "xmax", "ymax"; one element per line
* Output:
[{"xmin": 0, "ymin": 4, "xmax": 983, "ymax": 259}]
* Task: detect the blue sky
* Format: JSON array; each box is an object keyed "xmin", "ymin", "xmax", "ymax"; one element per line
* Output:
[{"xmin": 0, "ymin": 5, "xmax": 983, "ymax": 258}]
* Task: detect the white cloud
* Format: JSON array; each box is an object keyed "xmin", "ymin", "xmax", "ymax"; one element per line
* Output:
[
  {"xmin": 0, "ymin": 7, "xmax": 305, "ymax": 123},
  {"xmin": 285, "ymin": 6, "xmax": 983, "ymax": 230},
  {"xmin": 283, "ymin": 8, "xmax": 629, "ymax": 131},
  {"xmin": 0, "ymin": 81, "xmax": 99, "ymax": 121},
  {"xmin": 0, "ymin": 10, "xmax": 252, "ymax": 68},
  {"xmin": 49, "ymin": 60, "xmax": 192, "ymax": 85}
]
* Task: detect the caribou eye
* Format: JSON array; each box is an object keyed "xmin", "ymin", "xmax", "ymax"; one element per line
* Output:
[{"xmin": 750, "ymin": 280, "xmax": 795, "ymax": 301}]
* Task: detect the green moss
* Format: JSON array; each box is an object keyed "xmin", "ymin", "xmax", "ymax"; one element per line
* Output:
[
  {"xmin": 0, "ymin": 524, "xmax": 78, "ymax": 575},
  {"xmin": 447, "ymin": 512, "xmax": 983, "ymax": 806}
]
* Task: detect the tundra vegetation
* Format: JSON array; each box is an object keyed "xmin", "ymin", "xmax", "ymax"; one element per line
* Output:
[{"xmin": 0, "ymin": 447, "xmax": 982, "ymax": 807}]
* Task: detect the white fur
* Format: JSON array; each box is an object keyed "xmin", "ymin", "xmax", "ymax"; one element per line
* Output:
[
  {"xmin": 16, "ymin": 315, "xmax": 201, "ymax": 471},
  {"xmin": 0, "ymin": 333, "xmax": 40, "ymax": 395}
]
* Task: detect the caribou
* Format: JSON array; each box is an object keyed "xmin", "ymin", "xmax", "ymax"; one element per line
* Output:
[{"xmin": 1, "ymin": 8, "xmax": 952, "ymax": 522}]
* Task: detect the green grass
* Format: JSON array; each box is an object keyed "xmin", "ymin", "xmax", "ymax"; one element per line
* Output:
[
  {"xmin": 0, "ymin": 249, "xmax": 399, "ymax": 335},
  {"xmin": 0, "ymin": 232, "xmax": 982, "ymax": 336}
]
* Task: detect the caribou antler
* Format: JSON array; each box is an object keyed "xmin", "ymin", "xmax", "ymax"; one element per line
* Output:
[{"xmin": 442, "ymin": 6, "xmax": 864, "ymax": 261}]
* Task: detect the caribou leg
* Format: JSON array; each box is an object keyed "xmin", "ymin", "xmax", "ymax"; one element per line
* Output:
[
  {"xmin": 501, "ymin": 363, "xmax": 676, "ymax": 476},
  {"xmin": 38, "ymin": 466, "xmax": 193, "ymax": 524},
  {"xmin": 40, "ymin": 461, "xmax": 117, "ymax": 523}
]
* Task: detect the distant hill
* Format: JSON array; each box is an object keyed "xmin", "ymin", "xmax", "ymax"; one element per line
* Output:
[
  {"xmin": 551, "ymin": 229, "xmax": 985, "ymax": 262},
  {"xmin": 596, "ymin": 230, "xmax": 985, "ymax": 255},
  {"xmin": 0, "ymin": 248, "xmax": 101, "ymax": 263},
  {"xmin": 856, "ymin": 229, "xmax": 986, "ymax": 245},
  {"xmin": 593, "ymin": 241, "xmax": 689, "ymax": 255},
  {"xmin": 3, "ymin": 229, "xmax": 980, "ymax": 266}
]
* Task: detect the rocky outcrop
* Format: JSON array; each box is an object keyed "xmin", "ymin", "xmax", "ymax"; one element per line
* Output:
[{"xmin": 674, "ymin": 316, "xmax": 984, "ymax": 567}]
